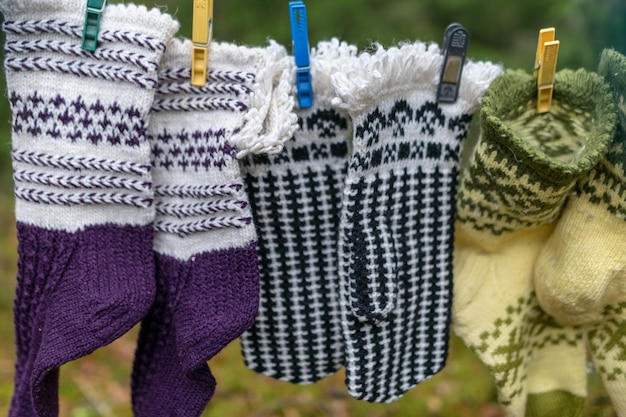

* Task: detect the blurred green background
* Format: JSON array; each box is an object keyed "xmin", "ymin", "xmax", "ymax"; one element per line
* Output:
[{"xmin": 0, "ymin": 0, "xmax": 624, "ymax": 416}]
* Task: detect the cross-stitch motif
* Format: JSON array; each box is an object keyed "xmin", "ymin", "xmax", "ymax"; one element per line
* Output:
[{"xmin": 472, "ymin": 293, "xmax": 582, "ymax": 405}]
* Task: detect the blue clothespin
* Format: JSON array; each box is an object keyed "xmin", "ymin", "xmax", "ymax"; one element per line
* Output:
[
  {"xmin": 289, "ymin": 1, "xmax": 313, "ymax": 109},
  {"xmin": 82, "ymin": 0, "xmax": 107, "ymax": 52},
  {"xmin": 437, "ymin": 22, "xmax": 470, "ymax": 103}
]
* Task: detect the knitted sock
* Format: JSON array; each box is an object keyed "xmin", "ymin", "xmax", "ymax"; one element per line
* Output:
[
  {"xmin": 131, "ymin": 38, "xmax": 295, "ymax": 417},
  {"xmin": 1, "ymin": 2, "xmax": 178, "ymax": 416},
  {"xmin": 453, "ymin": 68, "xmax": 616, "ymax": 416},
  {"xmin": 330, "ymin": 41, "xmax": 502, "ymax": 402},
  {"xmin": 534, "ymin": 49, "xmax": 626, "ymax": 327},
  {"xmin": 583, "ymin": 49, "xmax": 626, "ymax": 416},
  {"xmin": 239, "ymin": 39, "xmax": 354, "ymax": 384},
  {"xmin": 588, "ymin": 303, "xmax": 626, "ymax": 416}
]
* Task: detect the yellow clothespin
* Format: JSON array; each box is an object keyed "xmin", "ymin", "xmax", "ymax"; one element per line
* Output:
[
  {"xmin": 533, "ymin": 28, "xmax": 560, "ymax": 113},
  {"xmin": 191, "ymin": 0, "xmax": 213, "ymax": 86}
]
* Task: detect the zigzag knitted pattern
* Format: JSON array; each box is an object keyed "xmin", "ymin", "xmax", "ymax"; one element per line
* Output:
[
  {"xmin": 574, "ymin": 50, "xmax": 626, "ymax": 218},
  {"xmin": 453, "ymin": 68, "xmax": 616, "ymax": 417},
  {"xmin": 588, "ymin": 301, "xmax": 626, "ymax": 414},
  {"xmin": 532, "ymin": 49, "xmax": 626, "ymax": 330}
]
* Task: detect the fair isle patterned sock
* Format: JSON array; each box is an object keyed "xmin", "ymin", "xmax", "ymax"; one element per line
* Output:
[
  {"xmin": 131, "ymin": 38, "xmax": 295, "ymax": 417},
  {"xmin": 585, "ymin": 49, "xmax": 626, "ymax": 416},
  {"xmin": 330, "ymin": 41, "xmax": 502, "ymax": 402},
  {"xmin": 1, "ymin": 1, "xmax": 178, "ymax": 416},
  {"xmin": 239, "ymin": 39, "xmax": 354, "ymax": 384},
  {"xmin": 534, "ymin": 48, "xmax": 626, "ymax": 327},
  {"xmin": 453, "ymin": 69, "xmax": 616, "ymax": 416},
  {"xmin": 535, "ymin": 50, "xmax": 626, "ymax": 325}
]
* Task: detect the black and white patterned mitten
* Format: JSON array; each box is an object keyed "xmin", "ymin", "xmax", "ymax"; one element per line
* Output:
[
  {"xmin": 331, "ymin": 41, "xmax": 502, "ymax": 402},
  {"xmin": 240, "ymin": 40, "xmax": 355, "ymax": 384}
]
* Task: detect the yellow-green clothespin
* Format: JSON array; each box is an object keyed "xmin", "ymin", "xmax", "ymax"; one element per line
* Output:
[
  {"xmin": 191, "ymin": 0, "xmax": 214, "ymax": 86},
  {"xmin": 534, "ymin": 27, "xmax": 560, "ymax": 113}
]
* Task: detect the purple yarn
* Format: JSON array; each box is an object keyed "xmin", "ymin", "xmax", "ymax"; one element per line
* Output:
[
  {"xmin": 9, "ymin": 222, "xmax": 154, "ymax": 417},
  {"xmin": 132, "ymin": 243, "xmax": 260, "ymax": 417}
]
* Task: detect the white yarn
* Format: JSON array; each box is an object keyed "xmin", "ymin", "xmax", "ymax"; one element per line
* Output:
[
  {"xmin": 233, "ymin": 41, "xmax": 298, "ymax": 158},
  {"xmin": 239, "ymin": 38, "xmax": 359, "ymax": 159},
  {"xmin": 310, "ymin": 38, "xmax": 359, "ymax": 103},
  {"xmin": 162, "ymin": 38, "xmax": 296, "ymax": 158},
  {"xmin": 330, "ymin": 40, "xmax": 503, "ymax": 114}
]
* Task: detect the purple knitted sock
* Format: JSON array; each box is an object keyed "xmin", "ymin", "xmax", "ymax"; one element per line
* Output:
[
  {"xmin": 1, "ymin": 2, "xmax": 178, "ymax": 416},
  {"xmin": 131, "ymin": 38, "xmax": 296, "ymax": 417}
]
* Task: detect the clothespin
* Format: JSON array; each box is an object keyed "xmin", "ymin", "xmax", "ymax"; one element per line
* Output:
[
  {"xmin": 533, "ymin": 28, "xmax": 560, "ymax": 113},
  {"xmin": 191, "ymin": 0, "xmax": 214, "ymax": 86},
  {"xmin": 437, "ymin": 22, "xmax": 470, "ymax": 103},
  {"xmin": 289, "ymin": 1, "xmax": 313, "ymax": 109},
  {"xmin": 81, "ymin": 0, "xmax": 107, "ymax": 52}
]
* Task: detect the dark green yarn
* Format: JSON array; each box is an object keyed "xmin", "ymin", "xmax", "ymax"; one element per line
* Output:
[
  {"xmin": 598, "ymin": 48, "xmax": 626, "ymax": 162},
  {"xmin": 599, "ymin": 49, "xmax": 626, "ymax": 123},
  {"xmin": 479, "ymin": 68, "xmax": 617, "ymax": 187},
  {"xmin": 457, "ymin": 67, "xmax": 618, "ymax": 238},
  {"xmin": 566, "ymin": 49, "xmax": 626, "ymax": 218}
]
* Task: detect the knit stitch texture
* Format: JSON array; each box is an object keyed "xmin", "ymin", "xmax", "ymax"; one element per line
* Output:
[
  {"xmin": 453, "ymin": 68, "xmax": 616, "ymax": 417},
  {"xmin": 331, "ymin": 40, "xmax": 502, "ymax": 402},
  {"xmin": 131, "ymin": 37, "xmax": 296, "ymax": 417},
  {"xmin": 583, "ymin": 48, "xmax": 626, "ymax": 416},
  {"xmin": 240, "ymin": 39, "xmax": 354, "ymax": 384},
  {"xmin": 2, "ymin": 2, "xmax": 178, "ymax": 416}
]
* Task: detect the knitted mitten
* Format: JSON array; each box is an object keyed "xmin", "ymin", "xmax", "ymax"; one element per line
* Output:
[
  {"xmin": 582, "ymin": 48, "xmax": 626, "ymax": 416},
  {"xmin": 534, "ymin": 49, "xmax": 626, "ymax": 327},
  {"xmin": 239, "ymin": 39, "xmax": 354, "ymax": 384},
  {"xmin": 330, "ymin": 41, "xmax": 502, "ymax": 402},
  {"xmin": 1, "ymin": 2, "xmax": 178, "ymax": 416},
  {"xmin": 453, "ymin": 68, "xmax": 616, "ymax": 417},
  {"xmin": 130, "ymin": 38, "xmax": 295, "ymax": 417}
]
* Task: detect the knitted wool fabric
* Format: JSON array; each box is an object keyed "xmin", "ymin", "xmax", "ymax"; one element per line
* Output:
[
  {"xmin": 453, "ymin": 68, "xmax": 617, "ymax": 417},
  {"xmin": 329, "ymin": 41, "xmax": 502, "ymax": 402},
  {"xmin": 534, "ymin": 49, "xmax": 626, "ymax": 327},
  {"xmin": 583, "ymin": 49, "xmax": 626, "ymax": 416},
  {"xmin": 239, "ymin": 39, "xmax": 354, "ymax": 384},
  {"xmin": 130, "ymin": 38, "xmax": 296, "ymax": 417},
  {"xmin": 1, "ymin": 1, "xmax": 178, "ymax": 416}
]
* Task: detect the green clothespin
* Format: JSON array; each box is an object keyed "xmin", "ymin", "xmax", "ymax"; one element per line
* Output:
[{"xmin": 82, "ymin": 0, "xmax": 107, "ymax": 52}]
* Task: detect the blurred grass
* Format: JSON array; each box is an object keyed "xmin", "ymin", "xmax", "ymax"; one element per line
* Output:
[{"xmin": 0, "ymin": 0, "xmax": 624, "ymax": 416}]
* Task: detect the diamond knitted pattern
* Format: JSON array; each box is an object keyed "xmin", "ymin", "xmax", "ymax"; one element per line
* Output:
[{"xmin": 453, "ymin": 68, "xmax": 617, "ymax": 417}]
